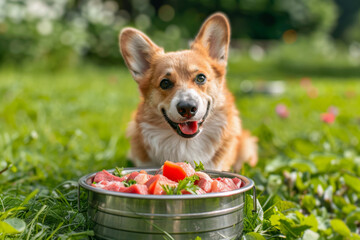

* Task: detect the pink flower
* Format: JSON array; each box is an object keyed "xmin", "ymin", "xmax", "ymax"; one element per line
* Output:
[
  {"xmin": 276, "ymin": 104, "xmax": 289, "ymax": 118},
  {"xmin": 321, "ymin": 112, "xmax": 336, "ymax": 124},
  {"xmin": 328, "ymin": 106, "xmax": 339, "ymax": 116}
]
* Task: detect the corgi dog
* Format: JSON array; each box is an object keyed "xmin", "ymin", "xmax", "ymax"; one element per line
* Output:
[{"xmin": 119, "ymin": 13, "xmax": 257, "ymax": 171}]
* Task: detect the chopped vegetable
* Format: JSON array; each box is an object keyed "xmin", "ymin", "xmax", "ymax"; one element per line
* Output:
[{"xmin": 163, "ymin": 161, "xmax": 188, "ymax": 182}]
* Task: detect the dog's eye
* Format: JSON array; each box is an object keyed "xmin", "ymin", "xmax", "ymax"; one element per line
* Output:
[
  {"xmin": 195, "ymin": 74, "xmax": 206, "ymax": 85},
  {"xmin": 160, "ymin": 79, "xmax": 173, "ymax": 90}
]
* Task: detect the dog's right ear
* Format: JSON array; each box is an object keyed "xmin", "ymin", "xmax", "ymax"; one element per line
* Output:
[{"xmin": 119, "ymin": 28, "xmax": 163, "ymax": 83}]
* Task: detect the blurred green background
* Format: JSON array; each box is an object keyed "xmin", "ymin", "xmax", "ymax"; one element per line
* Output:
[{"xmin": 1, "ymin": 0, "xmax": 360, "ymax": 68}]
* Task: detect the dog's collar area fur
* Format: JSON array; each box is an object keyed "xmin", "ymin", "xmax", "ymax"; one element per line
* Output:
[{"xmin": 161, "ymin": 101, "xmax": 211, "ymax": 139}]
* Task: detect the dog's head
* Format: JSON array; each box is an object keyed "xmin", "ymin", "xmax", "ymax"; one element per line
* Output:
[{"xmin": 119, "ymin": 13, "xmax": 230, "ymax": 138}]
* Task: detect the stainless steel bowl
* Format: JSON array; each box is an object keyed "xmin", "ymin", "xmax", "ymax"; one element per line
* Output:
[{"xmin": 78, "ymin": 168, "xmax": 255, "ymax": 240}]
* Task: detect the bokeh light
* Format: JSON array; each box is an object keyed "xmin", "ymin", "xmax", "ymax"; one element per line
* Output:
[
  {"xmin": 282, "ymin": 29, "xmax": 297, "ymax": 44},
  {"xmin": 249, "ymin": 45, "xmax": 265, "ymax": 62},
  {"xmin": 158, "ymin": 5, "xmax": 175, "ymax": 22}
]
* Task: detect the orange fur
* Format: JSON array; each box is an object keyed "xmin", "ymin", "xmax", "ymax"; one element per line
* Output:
[{"xmin": 120, "ymin": 13, "xmax": 258, "ymax": 170}]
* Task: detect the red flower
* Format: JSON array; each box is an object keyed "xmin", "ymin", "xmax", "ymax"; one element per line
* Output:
[
  {"xmin": 321, "ymin": 112, "xmax": 336, "ymax": 124},
  {"xmin": 275, "ymin": 104, "xmax": 289, "ymax": 118}
]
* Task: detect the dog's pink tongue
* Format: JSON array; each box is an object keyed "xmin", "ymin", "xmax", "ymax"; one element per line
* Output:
[{"xmin": 179, "ymin": 121, "xmax": 198, "ymax": 135}]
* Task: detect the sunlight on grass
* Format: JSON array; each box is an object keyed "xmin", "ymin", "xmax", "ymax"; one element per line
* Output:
[{"xmin": 0, "ymin": 59, "xmax": 360, "ymax": 239}]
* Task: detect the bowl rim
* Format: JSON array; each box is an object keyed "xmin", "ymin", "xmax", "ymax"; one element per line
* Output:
[{"xmin": 78, "ymin": 167, "xmax": 254, "ymax": 200}]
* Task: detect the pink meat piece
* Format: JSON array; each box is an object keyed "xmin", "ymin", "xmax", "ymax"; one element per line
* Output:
[
  {"xmin": 134, "ymin": 173, "xmax": 153, "ymax": 185},
  {"xmin": 92, "ymin": 180, "xmax": 126, "ymax": 192},
  {"xmin": 93, "ymin": 170, "xmax": 124, "ymax": 183},
  {"xmin": 103, "ymin": 181, "xmax": 126, "ymax": 192},
  {"xmin": 176, "ymin": 162, "xmax": 195, "ymax": 177},
  {"xmin": 210, "ymin": 180, "xmax": 233, "ymax": 193},
  {"xmin": 194, "ymin": 172, "xmax": 212, "ymax": 180},
  {"xmin": 232, "ymin": 178, "xmax": 244, "ymax": 189},
  {"xmin": 197, "ymin": 178, "xmax": 213, "ymax": 193},
  {"xmin": 127, "ymin": 171, "xmax": 140, "ymax": 180},
  {"xmin": 145, "ymin": 175, "xmax": 178, "ymax": 188},
  {"xmin": 196, "ymin": 188, "xmax": 207, "ymax": 194},
  {"xmin": 194, "ymin": 172, "xmax": 213, "ymax": 193},
  {"xmin": 156, "ymin": 175, "xmax": 178, "ymax": 187},
  {"xmin": 92, "ymin": 180, "xmax": 110, "ymax": 189},
  {"xmin": 218, "ymin": 178, "xmax": 238, "ymax": 191},
  {"xmin": 121, "ymin": 184, "xmax": 148, "ymax": 194}
]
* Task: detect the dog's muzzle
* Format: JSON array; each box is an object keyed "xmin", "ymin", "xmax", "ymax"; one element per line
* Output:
[{"xmin": 161, "ymin": 101, "xmax": 210, "ymax": 138}]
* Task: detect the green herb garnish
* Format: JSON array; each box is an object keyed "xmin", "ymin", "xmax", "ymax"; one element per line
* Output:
[
  {"xmin": 162, "ymin": 185, "xmax": 175, "ymax": 195},
  {"xmin": 162, "ymin": 175, "xmax": 200, "ymax": 195},
  {"xmin": 194, "ymin": 161, "xmax": 204, "ymax": 171},
  {"xmin": 114, "ymin": 167, "xmax": 124, "ymax": 177},
  {"xmin": 124, "ymin": 179, "xmax": 137, "ymax": 187}
]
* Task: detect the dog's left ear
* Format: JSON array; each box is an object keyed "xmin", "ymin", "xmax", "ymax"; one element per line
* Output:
[{"xmin": 191, "ymin": 13, "xmax": 230, "ymax": 65}]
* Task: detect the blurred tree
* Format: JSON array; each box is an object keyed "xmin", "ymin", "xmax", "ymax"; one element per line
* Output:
[
  {"xmin": 331, "ymin": 0, "xmax": 360, "ymax": 40},
  {"xmin": 0, "ymin": 0, "xmax": 347, "ymax": 66}
]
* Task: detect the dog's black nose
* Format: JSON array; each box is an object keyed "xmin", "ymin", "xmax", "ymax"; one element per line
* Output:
[{"xmin": 177, "ymin": 101, "xmax": 198, "ymax": 118}]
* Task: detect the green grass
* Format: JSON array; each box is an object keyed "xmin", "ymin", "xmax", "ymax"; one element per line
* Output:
[{"xmin": 1, "ymin": 54, "xmax": 360, "ymax": 239}]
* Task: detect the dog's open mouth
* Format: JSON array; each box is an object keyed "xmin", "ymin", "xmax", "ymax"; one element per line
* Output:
[{"xmin": 161, "ymin": 102, "xmax": 210, "ymax": 138}]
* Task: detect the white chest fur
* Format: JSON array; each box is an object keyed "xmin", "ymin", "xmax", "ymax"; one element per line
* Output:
[{"xmin": 139, "ymin": 113, "xmax": 227, "ymax": 170}]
